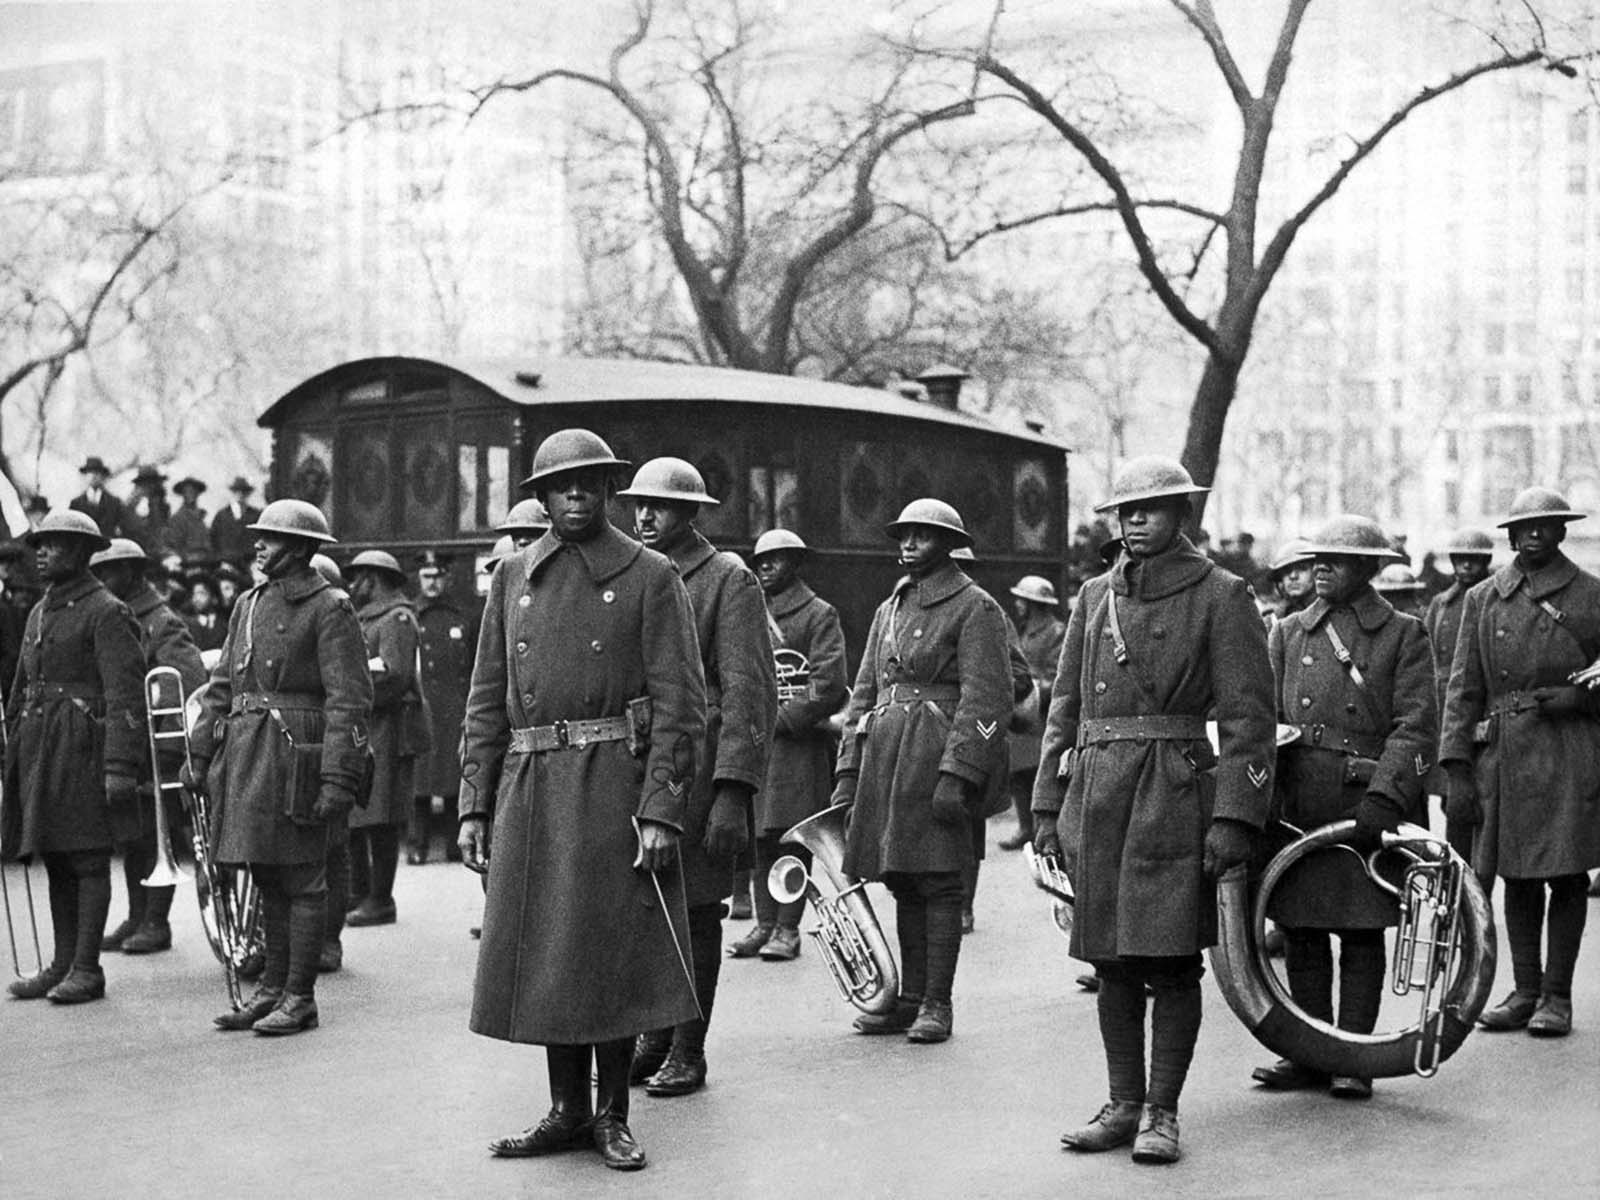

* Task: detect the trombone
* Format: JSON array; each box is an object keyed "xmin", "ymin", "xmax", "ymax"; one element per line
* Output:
[
  {"xmin": 0, "ymin": 675, "xmax": 43, "ymax": 979},
  {"xmin": 143, "ymin": 667, "xmax": 193, "ymax": 889}
]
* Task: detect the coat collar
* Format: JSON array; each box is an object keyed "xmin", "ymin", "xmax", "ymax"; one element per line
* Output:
[
  {"xmin": 1303, "ymin": 585, "xmax": 1393, "ymax": 633},
  {"xmin": 258, "ymin": 565, "xmax": 329, "ymax": 605},
  {"xmin": 1110, "ymin": 535, "xmax": 1213, "ymax": 601},
  {"xmin": 1494, "ymin": 552, "xmax": 1579, "ymax": 601},
  {"xmin": 358, "ymin": 592, "xmax": 412, "ymax": 622},
  {"xmin": 664, "ymin": 528, "xmax": 717, "ymax": 579},
  {"xmin": 127, "ymin": 582, "xmax": 167, "ymax": 619},
  {"xmin": 526, "ymin": 522, "xmax": 642, "ymax": 585},
  {"xmin": 766, "ymin": 578, "xmax": 817, "ymax": 618},
  {"xmin": 893, "ymin": 559, "xmax": 971, "ymax": 607},
  {"xmin": 43, "ymin": 572, "xmax": 102, "ymax": 610},
  {"xmin": 417, "ymin": 595, "xmax": 461, "ymax": 617}
]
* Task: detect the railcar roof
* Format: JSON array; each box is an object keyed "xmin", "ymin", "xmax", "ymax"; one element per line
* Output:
[{"xmin": 259, "ymin": 355, "xmax": 1064, "ymax": 449}]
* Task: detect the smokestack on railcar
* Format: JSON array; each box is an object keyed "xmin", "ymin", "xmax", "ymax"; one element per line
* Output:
[{"xmin": 915, "ymin": 363, "xmax": 970, "ymax": 411}]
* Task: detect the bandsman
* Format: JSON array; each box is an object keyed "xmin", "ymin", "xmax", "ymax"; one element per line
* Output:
[
  {"xmin": 998, "ymin": 574, "xmax": 1065, "ymax": 852},
  {"xmin": 1372, "ymin": 563, "xmax": 1427, "ymax": 619},
  {"xmin": 620, "ymin": 457, "xmax": 775, "ymax": 1095},
  {"xmin": 1267, "ymin": 537, "xmax": 1316, "ymax": 623},
  {"xmin": 410, "ymin": 551, "xmax": 477, "ymax": 865}
]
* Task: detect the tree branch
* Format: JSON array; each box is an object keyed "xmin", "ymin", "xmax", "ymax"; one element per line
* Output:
[{"xmin": 1169, "ymin": 0, "xmax": 1252, "ymax": 110}]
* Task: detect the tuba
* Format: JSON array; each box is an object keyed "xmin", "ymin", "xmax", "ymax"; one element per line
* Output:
[
  {"xmin": 1211, "ymin": 819, "xmax": 1495, "ymax": 1079},
  {"xmin": 775, "ymin": 647, "xmax": 811, "ymax": 703},
  {"xmin": 768, "ymin": 804, "xmax": 900, "ymax": 1014}
]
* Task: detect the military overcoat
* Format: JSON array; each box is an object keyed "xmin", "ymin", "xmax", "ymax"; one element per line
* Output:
[
  {"xmin": 1032, "ymin": 539, "xmax": 1276, "ymax": 961},
  {"xmin": 759, "ymin": 578, "xmax": 847, "ymax": 835},
  {"xmin": 838, "ymin": 560, "xmax": 1011, "ymax": 878},
  {"xmin": 1011, "ymin": 612, "xmax": 1064, "ymax": 774},
  {"xmin": 1440, "ymin": 553, "xmax": 1600, "ymax": 879},
  {"xmin": 1268, "ymin": 589, "xmax": 1436, "ymax": 928},
  {"xmin": 461, "ymin": 524, "xmax": 706, "ymax": 1045},
  {"xmin": 351, "ymin": 593, "xmax": 429, "ymax": 829},
  {"xmin": 3, "ymin": 573, "xmax": 146, "ymax": 858},
  {"xmin": 126, "ymin": 582, "xmax": 206, "ymax": 834},
  {"xmin": 666, "ymin": 530, "xmax": 775, "ymax": 907},
  {"xmin": 190, "ymin": 566, "xmax": 373, "ymax": 866},
  {"xmin": 416, "ymin": 595, "xmax": 476, "ymax": 797}
]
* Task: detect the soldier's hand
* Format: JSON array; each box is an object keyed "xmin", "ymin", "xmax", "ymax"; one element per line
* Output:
[
  {"xmin": 179, "ymin": 756, "xmax": 210, "ymax": 798},
  {"xmin": 459, "ymin": 816, "xmax": 491, "ymax": 875},
  {"xmin": 1032, "ymin": 820, "xmax": 1062, "ymax": 861},
  {"xmin": 311, "ymin": 782, "xmax": 356, "ymax": 825},
  {"xmin": 1352, "ymin": 794, "xmax": 1402, "ymax": 851},
  {"xmin": 636, "ymin": 819, "xmax": 679, "ymax": 873},
  {"xmin": 104, "ymin": 772, "xmax": 138, "ymax": 806},
  {"xmin": 1444, "ymin": 766, "xmax": 1481, "ymax": 827},
  {"xmin": 1203, "ymin": 818, "xmax": 1253, "ymax": 879},
  {"xmin": 704, "ymin": 785, "xmax": 750, "ymax": 860},
  {"xmin": 830, "ymin": 772, "xmax": 858, "ymax": 809},
  {"xmin": 1533, "ymin": 685, "xmax": 1586, "ymax": 716},
  {"xmin": 931, "ymin": 773, "xmax": 970, "ymax": 826}
]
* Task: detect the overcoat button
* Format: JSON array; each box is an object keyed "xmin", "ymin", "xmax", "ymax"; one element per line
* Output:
[
  {"xmin": 591, "ymin": 640, "xmax": 603, "ymax": 653},
  {"xmin": 602, "ymin": 589, "xmax": 616, "ymax": 604},
  {"xmin": 913, "ymin": 628, "xmax": 923, "ymax": 637},
  {"xmin": 1153, "ymin": 627, "xmax": 1166, "ymax": 639},
  {"xmin": 1301, "ymin": 697, "xmax": 1313, "ymax": 709},
  {"xmin": 1094, "ymin": 682, "xmax": 1107, "ymax": 694},
  {"xmin": 519, "ymin": 595, "xmax": 532, "ymax": 608},
  {"xmin": 516, "ymin": 641, "xmax": 527, "ymax": 654},
  {"xmin": 277, "ymin": 624, "xmax": 286, "ymax": 633},
  {"xmin": 1302, "ymin": 655, "xmax": 1314, "ymax": 666},
  {"xmin": 1495, "ymin": 629, "xmax": 1506, "ymax": 639},
  {"xmin": 1346, "ymin": 703, "xmax": 1358, "ymax": 714}
]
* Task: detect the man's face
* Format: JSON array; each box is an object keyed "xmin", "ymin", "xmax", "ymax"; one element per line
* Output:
[
  {"xmin": 191, "ymin": 583, "xmax": 215, "ymax": 613},
  {"xmin": 1117, "ymin": 502, "xmax": 1183, "ymax": 558},
  {"xmin": 897, "ymin": 525, "xmax": 950, "ymax": 573},
  {"xmin": 349, "ymin": 570, "xmax": 378, "ymax": 607},
  {"xmin": 219, "ymin": 578, "xmax": 238, "ymax": 606},
  {"xmin": 85, "ymin": 470, "xmax": 107, "ymax": 490},
  {"xmin": 418, "ymin": 566, "xmax": 447, "ymax": 599},
  {"xmin": 1278, "ymin": 562, "xmax": 1315, "ymax": 601},
  {"xmin": 1450, "ymin": 553, "xmax": 1491, "ymax": 590},
  {"xmin": 254, "ymin": 533, "xmax": 304, "ymax": 578},
  {"xmin": 1508, "ymin": 519, "xmax": 1564, "ymax": 569},
  {"xmin": 92, "ymin": 560, "xmax": 137, "ymax": 600},
  {"xmin": 542, "ymin": 469, "xmax": 609, "ymax": 540},
  {"xmin": 36, "ymin": 536, "xmax": 85, "ymax": 583},
  {"xmin": 1313, "ymin": 554, "xmax": 1368, "ymax": 603},
  {"xmin": 754, "ymin": 551, "xmax": 800, "ymax": 595},
  {"xmin": 634, "ymin": 499, "xmax": 695, "ymax": 551}
]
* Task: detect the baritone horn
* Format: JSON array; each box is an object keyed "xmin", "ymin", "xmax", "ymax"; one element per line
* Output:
[
  {"xmin": 768, "ymin": 804, "xmax": 900, "ymax": 1014},
  {"xmin": 775, "ymin": 648, "xmax": 811, "ymax": 703},
  {"xmin": 143, "ymin": 667, "xmax": 194, "ymax": 888}
]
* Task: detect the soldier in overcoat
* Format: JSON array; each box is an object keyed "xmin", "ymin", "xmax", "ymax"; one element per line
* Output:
[
  {"xmin": 1252, "ymin": 515, "xmax": 1436, "ymax": 1099},
  {"xmin": 187, "ymin": 500, "xmax": 373, "ymax": 1035},
  {"xmin": 1033, "ymin": 457, "xmax": 1275, "ymax": 1165},
  {"xmin": 459, "ymin": 430, "xmax": 705, "ymax": 1173},
  {"xmin": 1268, "ymin": 537, "xmax": 1316, "ymax": 625},
  {"xmin": 833, "ymin": 498, "xmax": 1010, "ymax": 1045},
  {"xmin": 345, "ymin": 550, "xmax": 429, "ymax": 929},
  {"xmin": 3, "ymin": 511, "xmax": 145, "ymax": 1004},
  {"xmin": 90, "ymin": 538, "xmax": 206, "ymax": 956},
  {"xmin": 728, "ymin": 529, "xmax": 848, "ymax": 962},
  {"xmin": 998, "ymin": 574, "xmax": 1064, "ymax": 851},
  {"xmin": 1441, "ymin": 487, "xmax": 1600, "ymax": 1039},
  {"xmin": 620, "ymin": 458, "xmax": 775, "ymax": 1096},
  {"xmin": 410, "ymin": 551, "xmax": 477, "ymax": 864},
  {"xmin": 1422, "ymin": 528, "xmax": 1493, "ymax": 858}
]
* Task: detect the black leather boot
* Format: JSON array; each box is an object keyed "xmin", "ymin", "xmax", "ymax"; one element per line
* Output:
[
  {"xmin": 488, "ymin": 1044, "xmax": 595, "ymax": 1157},
  {"xmin": 629, "ymin": 1029, "xmax": 671, "ymax": 1085},
  {"xmin": 593, "ymin": 1037, "xmax": 647, "ymax": 1170},
  {"xmin": 214, "ymin": 985, "xmax": 284, "ymax": 1030}
]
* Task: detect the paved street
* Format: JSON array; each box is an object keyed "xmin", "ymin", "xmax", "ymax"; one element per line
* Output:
[{"xmin": 3, "ymin": 819, "xmax": 1598, "ymax": 1200}]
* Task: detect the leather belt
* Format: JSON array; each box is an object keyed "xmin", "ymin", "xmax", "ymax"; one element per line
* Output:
[
  {"xmin": 881, "ymin": 683, "xmax": 962, "ymax": 705},
  {"xmin": 509, "ymin": 716, "xmax": 631, "ymax": 753},
  {"xmin": 231, "ymin": 691, "xmax": 323, "ymax": 715},
  {"xmin": 24, "ymin": 682, "xmax": 103, "ymax": 701},
  {"xmin": 1077, "ymin": 714, "xmax": 1207, "ymax": 747},
  {"xmin": 1484, "ymin": 691, "xmax": 1539, "ymax": 720},
  {"xmin": 1284, "ymin": 723, "xmax": 1385, "ymax": 758}
]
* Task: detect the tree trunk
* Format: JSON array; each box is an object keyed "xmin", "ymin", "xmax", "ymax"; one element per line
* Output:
[{"xmin": 1178, "ymin": 350, "xmax": 1242, "ymax": 533}]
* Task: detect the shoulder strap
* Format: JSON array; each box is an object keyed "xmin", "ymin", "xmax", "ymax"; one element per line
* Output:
[
  {"xmin": 1534, "ymin": 597, "xmax": 1598, "ymax": 660},
  {"xmin": 1323, "ymin": 620, "xmax": 1389, "ymax": 731},
  {"xmin": 1106, "ymin": 589, "xmax": 1130, "ymax": 666}
]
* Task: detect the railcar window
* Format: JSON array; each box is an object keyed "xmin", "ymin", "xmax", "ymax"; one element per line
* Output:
[
  {"xmin": 457, "ymin": 441, "xmax": 509, "ymax": 533},
  {"xmin": 749, "ymin": 466, "xmax": 800, "ymax": 536}
]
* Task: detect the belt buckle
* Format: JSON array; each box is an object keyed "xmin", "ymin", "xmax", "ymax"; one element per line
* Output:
[
  {"xmin": 1309, "ymin": 723, "xmax": 1325, "ymax": 746},
  {"xmin": 568, "ymin": 721, "xmax": 590, "ymax": 749},
  {"xmin": 551, "ymin": 719, "xmax": 570, "ymax": 749}
]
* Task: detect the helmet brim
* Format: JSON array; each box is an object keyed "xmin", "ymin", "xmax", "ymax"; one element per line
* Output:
[
  {"xmin": 1092, "ymin": 483, "xmax": 1209, "ymax": 514},
  {"xmin": 521, "ymin": 456, "xmax": 632, "ymax": 489},
  {"xmin": 245, "ymin": 522, "xmax": 336, "ymax": 544},
  {"xmin": 1495, "ymin": 511, "xmax": 1586, "ymax": 529},
  {"xmin": 1297, "ymin": 542, "xmax": 1405, "ymax": 561},
  {"xmin": 615, "ymin": 486, "xmax": 720, "ymax": 507},
  {"xmin": 24, "ymin": 528, "xmax": 111, "ymax": 552},
  {"xmin": 884, "ymin": 519, "xmax": 973, "ymax": 547}
]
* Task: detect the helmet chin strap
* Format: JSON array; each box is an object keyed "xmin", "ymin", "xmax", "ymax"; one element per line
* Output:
[{"xmin": 261, "ymin": 539, "xmax": 313, "ymax": 580}]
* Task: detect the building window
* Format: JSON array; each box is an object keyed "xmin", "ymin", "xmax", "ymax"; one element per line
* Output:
[
  {"xmin": 1484, "ymin": 376, "xmax": 1503, "ymax": 408},
  {"xmin": 1484, "ymin": 323, "xmax": 1506, "ymax": 355},
  {"xmin": 748, "ymin": 466, "xmax": 800, "ymax": 537},
  {"xmin": 1568, "ymin": 162, "xmax": 1588, "ymax": 194},
  {"xmin": 1482, "ymin": 425, "xmax": 1534, "ymax": 515},
  {"xmin": 1570, "ymin": 109, "xmax": 1590, "ymax": 144},
  {"xmin": 1564, "ymin": 363, "xmax": 1581, "ymax": 405},
  {"xmin": 1515, "ymin": 375, "xmax": 1535, "ymax": 407}
]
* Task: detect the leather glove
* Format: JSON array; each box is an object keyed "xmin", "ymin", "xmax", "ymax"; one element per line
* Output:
[
  {"xmin": 310, "ymin": 781, "xmax": 357, "ymax": 825},
  {"xmin": 830, "ymin": 772, "xmax": 858, "ymax": 809},
  {"xmin": 179, "ymin": 756, "xmax": 210, "ymax": 796},
  {"xmin": 636, "ymin": 819, "xmax": 679, "ymax": 873},
  {"xmin": 1352, "ymin": 794, "xmax": 1403, "ymax": 851},
  {"xmin": 1032, "ymin": 819, "xmax": 1062, "ymax": 861},
  {"xmin": 104, "ymin": 772, "xmax": 138, "ymax": 806},
  {"xmin": 1202, "ymin": 818, "xmax": 1253, "ymax": 879},
  {"xmin": 931, "ymin": 772, "xmax": 970, "ymax": 826},
  {"xmin": 458, "ymin": 815, "xmax": 491, "ymax": 875},
  {"xmin": 1533, "ymin": 685, "xmax": 1586, "ymax": 716},
  {"xmin": 1444, "ymin": 765, "xmax": 1482, "ymax": 827},
  {"xmin": 703, "ymin": 784, "xmax": 751, "ymax": 860}
]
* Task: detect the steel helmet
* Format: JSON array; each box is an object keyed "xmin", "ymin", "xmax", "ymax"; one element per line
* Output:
[
  {"xmin": 950, "ymin": 545, "xmax": 977, "ymax": 562},
  {"xmin": 1442, "ymin": 528, "xmax": 1494, "ymax": 556},
  {"xmin": 497, "ymin": 498, "xmax": 551, "ymax": 534},
  {"xmin": 751, "ymin": 529, "xmax": 808, "ymax": 559},
  {"xmin": 1009, "ymin": 574, "xmax": 1058, "ymax": 605},
  {"xmin": 1373, "ymin": 563, "xmax": 1425, "ymax": 593},
  {"xmin": 348, "ymin": 549, "xmax": 405, "ymax": 580},
  {"xmin": 24, "ymin": 509, "xmax": 110, "ymax": 551},
  {"xmin": 1093, "ymin": 456, "xmax": 1209, "ymax": 513},
  {"xmin": 248, "ymin": 499, "xmax": 335, "ymax": 544},
  {"xmin": 1496, "ymin": 486, "xmax": 1587, "ymax": 529},
  {"xmin": 884, "ymin": 498, "xmax": 972, "ymax": 547},
  {"xmin": 1269, "ymin": 536, "xmax": 1315, "ymax": 574},
  {"xmin": 522, "ymin": 428, "xmax": 630, "ymax": 489},
  {"xmin": 481, "ymin": 534, "xmax": 515, "ymax": 571},
  {"xmin": 88, "ymin": 537, "xmax": 148, "ymax": 568},
  {"xmin": 310, "ymin": 553, "xmax": 345, "ymax": 588},
  {"xmin": 1302, "ymin": 514, "xmax": 1405, "ymax": 560},
  {"xmin": 617, "ymin": 457, "xmax": 721, "ymax": 507}
]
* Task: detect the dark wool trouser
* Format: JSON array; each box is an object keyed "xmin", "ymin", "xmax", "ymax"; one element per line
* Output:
[
  {"xmin": 1504, "ymin": 874, "xmax": 1590, "ymax": 998},
  {"xmin": 886, "ymin": 871, "xmax": 964, "ymax": 1004},
  {"xmin": 324, "ymin": 820, "xmax": 350, "ymax": 943},
  {"xmin": 643, "ymin": 902, "xmax": 724, "ymax": 1062},
  {"xmin": 349, "ymin": 823, "xmax": 402, "ymax": 905},
  {"xmin": 252, "ymin": 860, "xmax": 327, "ymax": 999},
  {"xmin": 42, "ymin": 850, "xmax": 112, "ymax": 976},
  {"xmin": 1284, "ymin": 927, "xmax": 1387, "ymax": 1035},
  {"xmin": 1094, "ymin": 954, "xmax": 1205, "ymax": 1111}
]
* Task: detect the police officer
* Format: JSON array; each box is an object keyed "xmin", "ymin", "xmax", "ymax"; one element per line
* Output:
[
  {"xmin": 834, "ymin": 498, "xmax": 1010, "ymax": 1045},
  {"xmin": 460, "ymin": 429, "xmax": 706, "ymax": 1171},
  {"xmin": 1422, "ymin": 529, "xmax": 1493, "ymax": 860},
  {"xmin": 410, "ymin": 551, "xmax": 477, "ymax": 865},
  {"xmin": 188, "ymin": 500, "xmax": 372, "ymax": 1035},
  {"xmin": 1034, "ymin": 458, "xmax": 1275, "ymax": 1164},
  {"xmin": 1441, "ymin": 487, "xmax": 1600, "ymax": 1039},
  {"xmin": 620, "ymin": 458, "xmax": 775, "ymax": 1096},
  {"xmin": 729, "ymin": 529, "xmax": 847, "ymax": 962},
  {"xmin": 90, "ymin": 538, "xmax": 206, "ymax": 956},
  {"xmin": 998, "ymin": 575, "xmax": 1064, "ymax": 852},
  {"xmin": 3, "ymin": 512, "xmax": 145, "ymax": 1004},
  {"xmin": 1252, "ymin": 515, "xmax": 1435, "ymax": 1100},
  {"xmin": 345, "ymin": 550, "xmax": 428, "ymax": 928}
]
